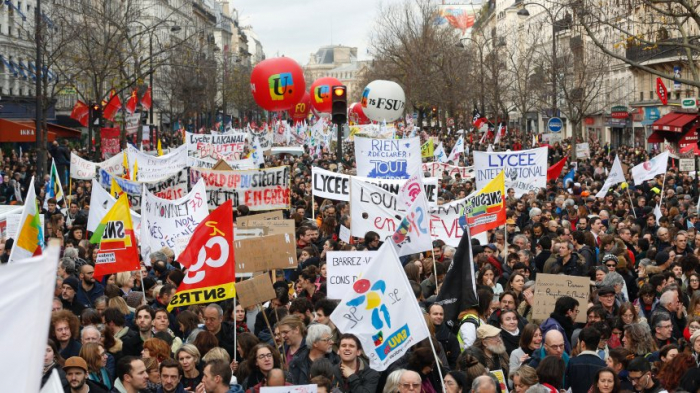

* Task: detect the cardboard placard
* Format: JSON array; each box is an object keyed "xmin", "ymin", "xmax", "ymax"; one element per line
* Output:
[
  {"xmin": 234, "ymin": 234, "xmax": 297, "ymax": 272},
  {"xmin": 236, "ymin": 274, "xmax": 276, "ymax": 308},
  {"xmin": 533, "ymin": 273, "xmax": 589, "ymax": 323},
  {"xmin": 245, "ymin": 219, "xmax": 295, "ymax": 236},
  {"xmin": 237, "ymin": 210, "xmax": 283, "ymax": 226}
]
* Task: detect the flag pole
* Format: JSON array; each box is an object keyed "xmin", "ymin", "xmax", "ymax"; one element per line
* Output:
[
  {"xmin": 431, "ymin": 252, "xmax": 438, "ymax": 293},
  {"xmin": 139, "ymin": 264, "xmax": 147, "ymax": 306},
  {"xmin": 426, "ymin": 329, "xmax": 447, "ymax": 393},
  {"xmin": 627, "ymin": 188, "xmax": 637, "ymax": 218}
]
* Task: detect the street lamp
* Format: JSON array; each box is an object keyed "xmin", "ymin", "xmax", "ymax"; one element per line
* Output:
[{"xmin": 517, "ymin": 3, "xmax": 567, "ymax": 120}]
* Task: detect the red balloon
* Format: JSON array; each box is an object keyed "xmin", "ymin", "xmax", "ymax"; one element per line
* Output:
[
  {"xmin": 250, "ymin": 57, "xmax": 306, "ymax": 112},
  {"xmin": 349, "ymin": 102, "xmax": 370, "ymax": 125},
  {"xmin": 287, "ymin": 91, "xmax": 311, "ymax": 120},
  {"xmin": 310, "ymin": 77, "xmax": 342, "ymax": 113}
]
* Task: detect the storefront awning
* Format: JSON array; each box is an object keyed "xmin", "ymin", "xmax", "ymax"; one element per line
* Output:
[
  {"xmin": 0, "ymin": 118, "xmax": 82, "ymax": 143},
  {"xmin": 648, "ymin": 131, "xmax": 666, "ymax": 143},
  {"xmin": 651, "ymin": 112, "xmax": 698, "ymax": 133}
]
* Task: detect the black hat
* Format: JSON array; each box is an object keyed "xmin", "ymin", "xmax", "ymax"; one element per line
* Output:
[
  {"xmin": 598, "ymin": 286, "xmax": 615, "ymax": 296},
  {"xmin": 63, "ymin": 276, "xmax": 80, "ymax": 292}
]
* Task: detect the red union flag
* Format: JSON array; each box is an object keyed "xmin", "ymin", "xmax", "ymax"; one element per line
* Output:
[
  {"xmin": 656, "ymin": 77, "xmax": 668, "ymax": 105},
  {"xmin": 167, "ymin": 200, "xmax": 236, "ymax": 311}
]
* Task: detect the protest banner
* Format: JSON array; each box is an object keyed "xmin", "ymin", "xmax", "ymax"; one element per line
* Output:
[
  {"xmin": 473, "ymin": 147, "xmax": 548, "ymax": 197},
  {"xmin": 0, "ymin": 245, "xmax": 59, "ymax": 393},
  {"xmin": 189, "ymin": 166, "xmax": 291, "ymax": 211},
  {"xmin": 576, "ymin": 142, "xmax": 591, "ymax": 159},
  {"xmin": 98, "ymin": 168, "xmax": 188, "ymax": 211},
  {"xmin": 127, "ymin": 144, "xmax": 187, "ymax": 182},
  {"xmin": 187, "ymin": 156, "xmax": 256, "ymax": 170},
  {"xmin": 311, "ymin": 166, "xmax": 438, "ymax": 205},
  {"xmin": 533, "ymin": 273, "xmax": 589, "ymax": 323},
  {"xmin": 100, "ymin": 151, "xmax": 125, "ymax": 176},
  {"xmin": 354, "ymin": 136, "xmax": 421, "ymax": 179},
  {"xmin": 100, "ymin": 127, "xmax": 121, "ymax": 159},
  {"xmin": 350, "ymin": 177, "xmax": 406, "ymax": 239},
  {"xmin": 70, "ymin": 153, "xmax": 98, "ymax": 179},
  {"xmin": 139, "ymin": 179, "xmax": 209, "ymax": 261},
  {"xmin": 260, "ymin": 386, "xmax": 317, "ymax": 393},
  {"xmin": 248, "ymin": 127, "xmax": 273, "ymax": 151},
  {"xmin": 330, "ymin": 243, "xmax": 429, "ymax": 371},
  {"xmin": 125, "ymin": 113, "xmax": 141, "ymax": 134},
  {"xmin": 186, "ymin": 132, "xmax": 247, "ymax": 160},
  {"xmin": 491, "ymin": 370, "xmax": 509, "ymax": 393},
  {"xmin": 235, "ymin": 274, "xmax": 276, "ymax": 309},
  {"xmin": 87, "ymin": 179, "xmax": 142, "ymax": 241},
  {"xmin": 430, "ymin": 196, "xmax": 470, "ymax": 247},
  {"xmin": 339, "ymin": 225, "xmax": 351, "ymax": 243},
  {"xmin": 237, "ymin": 210, "xmax": 283, "ymax": 227},
  {"xmin": 326, "ymin": 251, "xmax": 378, "ymax": 299},
  {"xmin": 234, "ymin": 234, "xmax": 297, "ymax": 272},
  {"xmin": 421, "ymin": 162, "xmax": 474, "ymax": 179}
]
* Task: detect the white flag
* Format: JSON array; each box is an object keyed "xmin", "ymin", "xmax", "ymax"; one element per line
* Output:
[
  {"xmin": 330, "ymin": 243, "xmax": 430, "ymax": 371},
  {"xmin": 434, "ymin": 142, "xmax": 448, "ymax": 163},
  {"xmin": 0, "ymin": 245, "xmax": 59, "ymax": 393},
  {"xmin": 631, "ymin": 151, "xmax": 669, "ymax": 184},
  {"xmin": 447, "ymin": 136, "xmax": 464, "ymax": 162},
  {"xmin": 654, "ymin": 204, "xmax": 663, "ymax": 223},
  {"xmin": 391, "ymin": 185, "xmax": 432, "ymax": 257},
  {"xmin": 595, "ymin": 155, "xmax": 626, "ymax": 198},
  {"xmin": 494, "ymin": 124, "xmax": 503, "ymax": 144}
]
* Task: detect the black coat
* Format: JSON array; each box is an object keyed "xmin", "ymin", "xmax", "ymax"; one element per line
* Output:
[
  {"xmin": 435, "ymin": 323, "xmax": 461, "ymax": 368},
  {"xmin": 288, "ymin": 347, "xmax": 340, "ymax": 385},
  {"xmin": 331, "ymin": 359, "xmax": 380, "ymax": 393},
  {"xmin": 565, "ymin": 352, "xmax": 606, "ymax": 393}
]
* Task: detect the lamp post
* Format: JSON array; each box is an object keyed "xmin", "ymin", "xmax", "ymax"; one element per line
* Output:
[{"xmin": 517, "ymin": 3, "xmax": 567, "ymax": 120}]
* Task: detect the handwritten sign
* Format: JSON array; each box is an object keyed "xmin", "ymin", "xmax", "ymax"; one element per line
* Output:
[
  {"xmin": 236, "ymin": 274, "xmax": 276, "ymax": 309},
  {"xmin": 234, "ymin": 234, "xmax": 297, "ymax": 272},
  {"xmin": 237, "ymin": 210, "xmax": 283, "ymax": 226},
  {"xmin": 326, "ymin": 251, "xmax": 378, "ymax": 299},
  {"xmin": 533, "ymin": 273, "xmax": 589, "ymax": 323}
]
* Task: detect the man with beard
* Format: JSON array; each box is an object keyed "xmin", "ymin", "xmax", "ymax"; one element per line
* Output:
[
  {"xmin": 76, "ymin": 264, "xmax": 104, "ymax": 308},
  {"xmin": 122, "ymin": 305, "xmax": 155, "ymax": 357},
  {"xmin": 63, "ymin": 357, "xmax": 108, "ymax": 393},
  {"xmin": 475, "ymin": 324, "xmax": 510, "ymax": 378},
  {"xmin": 61, "ymin": 276, "xmax": 87, "ymax": 316},
  {"xmin": 428, "ymin": 304, "xmax": 460, "ymax": 368}
]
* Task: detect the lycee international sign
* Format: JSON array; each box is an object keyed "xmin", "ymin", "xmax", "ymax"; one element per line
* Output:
[{"xmin": 473, "ymin": 147, "xmax": 548, "ymax": 198}]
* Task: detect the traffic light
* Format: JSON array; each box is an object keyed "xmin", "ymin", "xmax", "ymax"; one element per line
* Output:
[
  {"xmin": 331, "ymin": 85, "xmax": 347, "ymax": 124},
  {"xmin": 90, "ymin": 103, "xmax": 102, "ymax": 121}
]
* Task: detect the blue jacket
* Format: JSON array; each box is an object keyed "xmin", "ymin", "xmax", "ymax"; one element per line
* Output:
[
  {"xmin": 565, "ymin": 351, "xmax": 606, "ymax": 393},
  {"xmin": 527, "ymin": 346, "xmax": 570, "ymax": 371},
  {"xmin": 76, "ymin": 281, "xmax": 104, "ymax": 308}
]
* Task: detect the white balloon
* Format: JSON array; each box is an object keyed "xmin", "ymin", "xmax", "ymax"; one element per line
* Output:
[{"xmin": 360, "ymin": 80, "xmax": 406, "ymax": 122}]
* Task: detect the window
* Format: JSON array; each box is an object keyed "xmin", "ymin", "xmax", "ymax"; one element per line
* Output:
[{"xmin": 639, "ymin": 91, "xmax": 644, "ymax": 101}]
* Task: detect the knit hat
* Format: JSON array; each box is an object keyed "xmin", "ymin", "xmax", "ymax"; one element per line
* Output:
[
  {"xmin": 63, "ymin": 276, "xmax": 80, "ymax": 292},
  {"xmin": 655, "ymin": 251, "xmax": 670, "ymax": 265},
  {"xmin": 601, "ymin": 254, "xmax": 619, "ymax": 265}
]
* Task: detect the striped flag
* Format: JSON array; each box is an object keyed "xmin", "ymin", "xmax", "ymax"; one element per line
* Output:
[{"xmin": 9, "ymin": 177, "xmax": 44, "ymax": 263}]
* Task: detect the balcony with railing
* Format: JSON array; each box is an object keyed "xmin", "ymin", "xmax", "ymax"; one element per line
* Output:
[{"xmin": 626, "ymin": 36, "xmax": 700, "ymax": 64}]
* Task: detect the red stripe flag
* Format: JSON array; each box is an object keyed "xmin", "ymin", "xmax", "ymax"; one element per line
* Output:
[
  {"xmin": 547, "ymin": 156, "xmax": 568, "ymax": 182},
  {"xmin": 125, "ymin": 89, "xmax": 138, "ymax": 114},
  {"xmin": 141, "ymin": 87, "xmax": 152, "ymax": 111},
  {"xmin": 167, "ymin": 200, "xmax": 236, "ymax": 311},
  {"xmin": 70, "ymin": 100, "xmax": 89, "ymax": 127}
]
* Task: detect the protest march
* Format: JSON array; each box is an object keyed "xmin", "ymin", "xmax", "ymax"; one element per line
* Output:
[{"xmin": 2, "ymin": 64, "xmax": 700, "ymax": 393}]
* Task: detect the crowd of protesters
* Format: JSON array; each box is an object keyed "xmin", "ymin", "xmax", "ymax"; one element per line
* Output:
[{"xmin": 2, "ymin": 124, "xmax": 700, "ymax": 393}]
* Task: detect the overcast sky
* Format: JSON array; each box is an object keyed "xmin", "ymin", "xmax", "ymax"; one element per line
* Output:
[{"xmin": 235, "ymin": 0, "xmax": 403, "ymax": 65}]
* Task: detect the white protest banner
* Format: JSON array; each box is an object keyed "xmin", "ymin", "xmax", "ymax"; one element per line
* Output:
[
  {"xmin": 97, "ymin": 168, "xmax": 188, "ymax": 211},
  {"xmin": 473, "ymin": 147, "xmax": 548, "ymax": 198},
  {"xmin": 248, "ymin": 127, "xmax": 273, "ymax": 151},
  {"xmin": 260, "ymin": 386, "xmax": 317, "ymax": 393},
  {"xmin": 327, "ymin": 251, "xmax": 378, "ymax": 299},
  {"xmin": 187, "ymin": 132, "xmax": 247, "ymax": 160},
  {"xmin": 125, "ymin": 113, "xmax": 142, "ymax": 134},
  {"xmin": 99, "ymin": 151, "xmax": 125, "ymax": 176},
  {"xmin": 330, "ymin": 243, "xmax": 430, "ymax": 371},
  {"xmin": 140, "ymin": 179, "xmax": 209, "ymax": 261},
  {"xmin": 311, "ymin": 166, "xmax": 438, "ymax": 206},
  {"xmin": 576, "ymin": 143, "xmax": 591, "ymax": 159},
  {"xmin": 86, "ymin": 179, "xmax": 142, "ymax": 239},
  {"xmin": 70, "ymin": 153, "xmax": 98, "ymax": 179},
  {"xmin": 421, "ymin": 162, "xmax": 474, "ymax": 179},
  {"xmin": 430, "ymin": 196, "xmax": 470, "ymax": 247},
  {"xmin": 127, "ymin": 144, "xmax": 187, "ymax": 182},
  {"xmin": 0, "ymin": 245, "xmax": 59, "ymax": 393},
  {"xmin": 354, "ymin": 136, "xmax": 421, "ymax": 179},
  {"xmin": 187, "ymin": 156, "xmax": 256, "ymax": 170},
  {"xmin": 189, "ymin": 166, "xmax": 291, "ymax": 211},
  {"xmin": 350, "ymin": 177, "xmax": 406, "ymax": 239}
]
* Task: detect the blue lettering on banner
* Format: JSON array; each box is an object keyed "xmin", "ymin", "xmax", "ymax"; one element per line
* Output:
[
  {"xmin": 376, "ymin": 324, "xmax": 411, "ymax": 361},
  {"xmin": 368, "ymin": 160, "xmax": 408, "ymax": 178}
]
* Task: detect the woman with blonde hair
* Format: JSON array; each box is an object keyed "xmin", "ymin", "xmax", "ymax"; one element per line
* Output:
[
  {"xmin": 277, "ymin": 315, "xmax": 307, "ymax": 365},
  {"xmin": 114, "ymin": 271, "xmax": 134, "ymax": 297},
  {"xmin": 202, "ymin": 347, "xmax": 231, "ymax": 363},
  {"xmin": 510, "ymin": 365, "xmax": 538, "ymax": 393},
  {"xmin": 79, "ymin": 342, "xmax": 112, "ymax": 390},
  {"xmin": 176, "ymin": 344, "xmax": 202, "ymax": 390}
]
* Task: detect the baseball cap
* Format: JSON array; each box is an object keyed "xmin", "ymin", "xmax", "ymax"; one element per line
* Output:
[{"xmin": 63, "ymin": 357, "xmax": 88, "ymax": 372}]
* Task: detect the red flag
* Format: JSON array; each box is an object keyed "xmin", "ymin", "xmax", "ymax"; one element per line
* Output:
[
  {"xmin": 656, "ymin": 78, "xmax": 668, "ymax": 105},
  {"xmin": 103, "ymin": 93, "xmax": 122, "ymax": 121},
  {"xmin": 141, "ymin": 87, "xmax": 152, "ymax": 110},
  {"xmin": 167, "ymin": 200, "xmax": 236, "ymax": 311},
  {"xmin": 70, "ymin": 100, "xmax": 89, "ymax": 127},
  {"xmin": 547, "ymin": 156, "xmax": 568, "ymax": 181},
  {"xmin": 125, "ymin": 89, "xmax": 138, "ymax": 114}
]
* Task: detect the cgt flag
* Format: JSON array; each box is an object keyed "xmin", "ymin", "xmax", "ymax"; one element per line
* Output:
[
  {"xmin": 91, "ymin": 194, "xmax": 140, "ymax": 276},
  {"xmin": 459, "ymin": 170, "xmax": 506, "ymax": 236},
  {"xmin": 435, "ymin": 226, "xmax": 479, "ymax": 328},
  {"xmin": 168, "ymin": 200, "xmax": 236, "ymax": 311},
  {"xmin": 330, "ymin": 243, "xmax": 429, "ymax": 371}
]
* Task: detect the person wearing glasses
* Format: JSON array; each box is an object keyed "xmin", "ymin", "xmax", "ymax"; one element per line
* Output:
[
  {"xmin": 241, "ymin": 343, "xmax": 284, "ymax": 390},
  {"xmin": 288, "ymin": 324, "xmax": 339, "ymax": 385},
  {"xmin": 627, "ymin": 357, "xmax": 662, "ymax": 393},
  {"xmin": 650, "ymin": 290, "xmax": 686, "ymax": 341},
  {"xmin": 397, "ymin": 370, "xmax": 423, "ymax": 393}
]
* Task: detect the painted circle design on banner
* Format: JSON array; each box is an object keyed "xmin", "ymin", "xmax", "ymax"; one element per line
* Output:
[
  {"xmin": 250, "ymin": 57, "xmax": 306, "ymax": 112},
  {"xmin": 360, "ymin": 80, "xmax": 406, "ymax": 122},
  {"xmin": 310, "ymin": 77, "xmax": 342, "ymax": 113},
  {"xmin": 288, "ymin": 91, "xmax": 311, "ymax": 121}
]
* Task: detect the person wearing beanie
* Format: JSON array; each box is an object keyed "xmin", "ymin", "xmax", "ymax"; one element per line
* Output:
[{"xmin": 61, "ymin": 276, "xmax": 87, "ymax": 316}]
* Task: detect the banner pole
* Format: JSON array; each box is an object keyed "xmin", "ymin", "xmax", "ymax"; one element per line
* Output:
[
  {"xmin": 627, "ymin": 188, "xmax": 637, "ymax": 218},
  {"xmin": 260, "ymin": 302, "xmax": 285, "ymax": 369},
  {"xmin": 233, "ymin": 297, "xmax": 237, "ymax": 361},
  {"xmin": 427, "ymin": 331, "xmax": 447, "ymax": 393},
  {"xmin": 431, "ymin": 252, "xmax": 438, "ymax": 293},
  {"xmin": 139, "ymin": 265, "xmax": 147, "ymax": 306}
]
